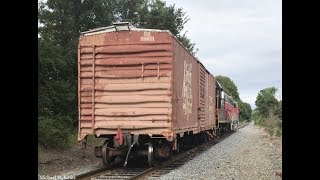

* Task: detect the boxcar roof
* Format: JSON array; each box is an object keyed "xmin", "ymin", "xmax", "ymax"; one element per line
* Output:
[{"xmin": 81, "ymin": 22, "xmax": 170, "ymax": 36}]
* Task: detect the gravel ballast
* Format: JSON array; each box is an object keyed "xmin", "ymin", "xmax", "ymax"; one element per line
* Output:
[{"xmin": 159, "ymin": 122, "xmax": 282, "ymax": 180}]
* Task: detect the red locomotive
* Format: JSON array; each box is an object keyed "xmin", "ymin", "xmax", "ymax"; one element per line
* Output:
[{"xmin": 216, "ymin": 81, "xmax": 240, "ymax": 134}]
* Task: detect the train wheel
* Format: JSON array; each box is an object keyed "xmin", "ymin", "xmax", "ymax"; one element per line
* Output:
[
  {"xmin": 102, "ymin": 143, "xmax": 111, "ymax": 166},
  {"xmin": 147, "ymin": 143, "xmax": 154, "ymax": 167}
]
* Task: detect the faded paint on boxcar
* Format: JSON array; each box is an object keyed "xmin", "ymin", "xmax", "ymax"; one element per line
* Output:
[
  {"xmin": 182, "ymin": 60, "xmax": 193, "ymax": 120},
  {"xmin": 78, "ymin": 29, "xmax": 174, "ymax": 141},
  {"xmin": 207, "ymin": 74, "xmax": 216, "ymax": 128}
]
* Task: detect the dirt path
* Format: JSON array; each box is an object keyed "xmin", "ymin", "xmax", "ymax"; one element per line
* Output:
[{"xmin": 38, "ymin": 137, "xmax": 103, "ymax": 178}]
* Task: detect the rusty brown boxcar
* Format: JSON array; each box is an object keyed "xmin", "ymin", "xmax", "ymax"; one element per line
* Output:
[{"xmin": 78, "ymin": 22, "xmax": 218, "ymax": 166}]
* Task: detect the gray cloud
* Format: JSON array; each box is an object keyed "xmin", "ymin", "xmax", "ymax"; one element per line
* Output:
[{"xmin": 166, "ymin": 0, "xmax": 282, "ymax": 108}]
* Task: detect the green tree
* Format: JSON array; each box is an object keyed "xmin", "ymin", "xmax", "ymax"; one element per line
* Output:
[
  {"xmin": 254, "ymin": 87, "xmax": 281, "ymax": 136},
  {"xmin": 239, "ymin": 101, "xmax": 252, "ymax": 121},
  {"xmin": 38, "ymin": 0, "xmax": 80, "ymax": 147},
  {"xmin": 274, "ymin": 100, "xmax": 282, "ymax": 120},
  {"xmin": 78, "ymin": 0, "xmax": 117, "ymax": 32},
  {"xmin": 177, "ymin": 32, "xmax": 198, "ymax": 56},
  {"xmin": 216, "ymin": 75, "xmax": 240, "ymax": 101},
  {"xmin": 255, "ymin": 87, "xmax": 278, "ymax": 118},
  {"xmin": 121, "ymin": 0, "xmax": 197, "ymax": 55}
]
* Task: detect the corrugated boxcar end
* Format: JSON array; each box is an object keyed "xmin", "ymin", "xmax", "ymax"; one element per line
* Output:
[{"xmin": 78, "ymin": 26, "xmax": 175, "ymax": 142}]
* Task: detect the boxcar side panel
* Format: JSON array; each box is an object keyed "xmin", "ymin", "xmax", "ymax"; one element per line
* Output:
[
  {"xmin": 172, "ymin": 38, "xmax": 217, "ymax": 135},
  {"xmin": 172, "ymin": 38, "xmax": 200, "ymax": 134}
]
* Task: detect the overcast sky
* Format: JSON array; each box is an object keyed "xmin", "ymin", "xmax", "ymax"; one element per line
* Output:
[{"xmin": 165, "ymin": 0, "xmax": 282, "ymax": 109}]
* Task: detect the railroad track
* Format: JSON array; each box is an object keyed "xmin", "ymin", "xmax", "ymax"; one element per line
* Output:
[{"xmin": 76, "ymin": 122, "xmax": 249, "ymax": 180}]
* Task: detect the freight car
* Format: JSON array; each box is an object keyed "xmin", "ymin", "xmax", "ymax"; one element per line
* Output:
[{"xmin": 78, "ymin": 22, "xmax": 238, "ymax": 166}]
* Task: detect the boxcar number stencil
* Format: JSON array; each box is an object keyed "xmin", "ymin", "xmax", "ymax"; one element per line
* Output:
[{"xmin": 140, "ymin": 31, "xmax": 155, "ymax": 41}]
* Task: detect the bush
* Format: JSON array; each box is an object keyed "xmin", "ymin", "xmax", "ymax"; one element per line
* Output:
[
  {"xmin": 253, "ymin": 87, "xmax": 282, "ymax": 137},
  {"xmin": 253, "ymin": 110, "xmax": 282, "ymax": 137},
  {"xmin": 274, "ymin": 125, "xmax": 282, "ymax": 137},
  {"xmin": 253, "ymin": 110, "xmax": 263, "ymax": 125},
  {"xmin": 38, "ymin": 115, "xmax": 74, "ymax": 148},
  {"xmin": 254, "ymin": 115, "xmax": 265, "ymax": 126}
]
